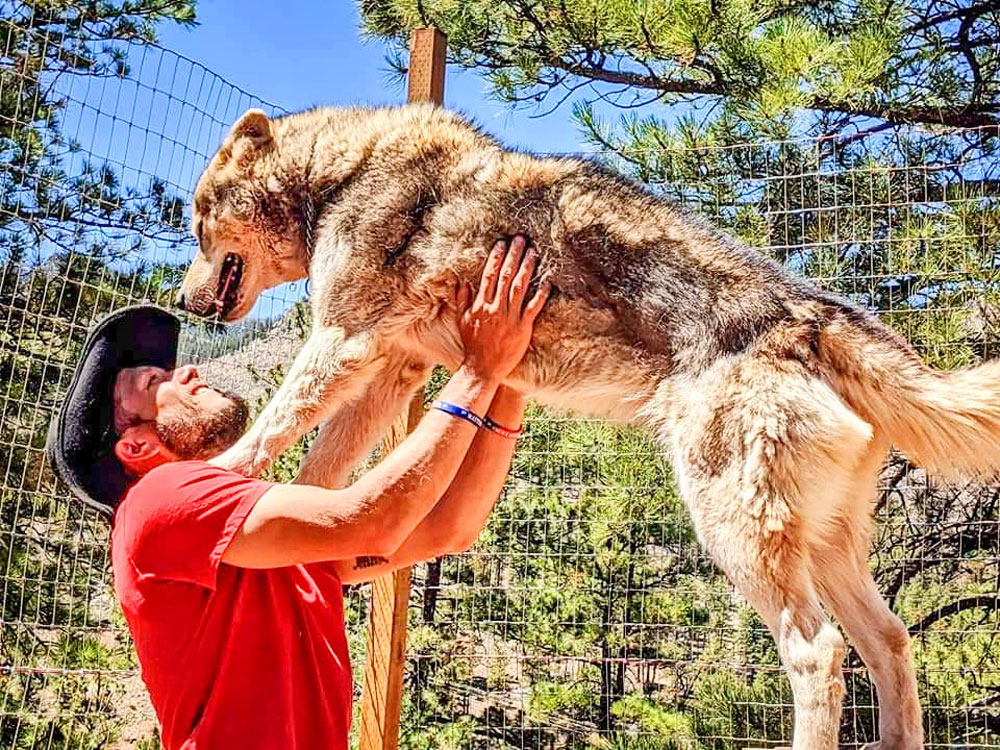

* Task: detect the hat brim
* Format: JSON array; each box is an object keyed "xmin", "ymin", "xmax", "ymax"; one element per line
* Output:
[{"xmin": 46, "ymin": 305, "xmax": 181, "ymax": 516}]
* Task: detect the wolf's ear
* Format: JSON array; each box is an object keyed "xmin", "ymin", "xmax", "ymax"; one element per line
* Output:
[{"xmin": 229, "ymin": 109, "xmax": 272, "ymax": 148}]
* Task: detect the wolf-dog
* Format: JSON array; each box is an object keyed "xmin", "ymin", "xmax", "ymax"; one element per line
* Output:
[{"xmin": 178, "ymin": 103, "xmax": 1000, "ymax": 750}]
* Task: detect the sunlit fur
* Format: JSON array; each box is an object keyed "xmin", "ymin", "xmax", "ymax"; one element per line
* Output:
[{"xmin": 183, "ymin": 104, "xmax": 1000, "ymax": 750}]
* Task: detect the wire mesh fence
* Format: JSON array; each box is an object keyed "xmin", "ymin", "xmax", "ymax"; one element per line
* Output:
[{"xmin": 2, "ymin": 5, "xmax": 1000, "ymax": 750}]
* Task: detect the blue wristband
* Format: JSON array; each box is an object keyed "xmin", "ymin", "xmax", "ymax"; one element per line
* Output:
[{"xmin": 432, "ymin": 400, "xmax": 485, "ymax": 429}]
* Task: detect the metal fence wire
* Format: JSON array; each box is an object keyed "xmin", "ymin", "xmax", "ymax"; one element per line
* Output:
[{"xmin": 2, "ymin": 10, "xmax": 1000, "ymax": 750}]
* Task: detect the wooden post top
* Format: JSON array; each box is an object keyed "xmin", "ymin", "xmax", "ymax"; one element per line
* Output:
[{"xmin": 406, "ymin": 27, "xmax": 446, "ymax": 104}]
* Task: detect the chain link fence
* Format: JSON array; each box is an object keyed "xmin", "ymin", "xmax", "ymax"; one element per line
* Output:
[{"xmin": 2, "ymin": 6, "xmax": 999, "ymax": 749}]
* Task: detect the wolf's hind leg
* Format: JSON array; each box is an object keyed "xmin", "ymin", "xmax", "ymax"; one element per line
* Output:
[
  {"xmin": 672, "ymin": 358, "xmax": 875, "ymax": 750},
  {"xmin": 760, "ymin": 577, "xmax": 847, "ymax": 750},
  {"xmin": 699, "ymin": 523, "xmax": 847, "ymax": 750},
  {"xmin": 812, "ymin": 452, "xmax": 923, "ymax": 750},
  {"xmin": 815, "ymin": 553, "xmax": 922, "ymax": 750},
  {"xmin": 295, "ymin": 358, "xmax": 432, "ymax": 489}
]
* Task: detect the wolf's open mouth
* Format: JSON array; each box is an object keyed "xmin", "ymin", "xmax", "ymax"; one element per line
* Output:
[{"xmin": 215, "ymin": 253, "xmax": 244, "ymax": 318}]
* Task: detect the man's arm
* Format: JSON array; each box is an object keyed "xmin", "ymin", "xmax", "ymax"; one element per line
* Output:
[
  {"xmin": 221, "ymin": 237, "xmax": 548, "ymax": 570},
  {"xmin": 331, "ymin": 385, "xmax": 527, "ymax": 584},
  {"xmin": 221, "ymin": 365, "xmax": 498, "ymax": 568}
]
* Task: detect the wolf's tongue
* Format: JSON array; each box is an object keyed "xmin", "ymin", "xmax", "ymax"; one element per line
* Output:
[{"xmin": 216, "ymin": 263, "xmax": 238, "ymax": 315}]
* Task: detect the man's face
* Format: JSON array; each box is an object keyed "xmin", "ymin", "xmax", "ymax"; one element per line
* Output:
[{"xmin": 114, "ymin": 365, "xmax": 249, "ymax": 460}]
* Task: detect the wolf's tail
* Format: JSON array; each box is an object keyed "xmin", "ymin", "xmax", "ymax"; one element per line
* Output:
[{"xmin": 824, "ymin": 313, "xmax": 1000, "ymax": 477}]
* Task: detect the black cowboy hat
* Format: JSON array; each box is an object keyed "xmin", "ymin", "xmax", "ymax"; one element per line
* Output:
[{"xmin": 46, "ymin": 305, "xmax": 181, "ymax": 516}]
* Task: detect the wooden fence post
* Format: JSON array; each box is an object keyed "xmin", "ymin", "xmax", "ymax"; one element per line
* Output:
[{"xmin": 357, "ymin": 26, "xmax": 447, "ymax": 750}]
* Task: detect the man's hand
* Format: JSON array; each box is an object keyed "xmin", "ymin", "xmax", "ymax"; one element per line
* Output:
[{"xmin": 458, "ymin": 236, "xmax": 550, "ymax": 383}]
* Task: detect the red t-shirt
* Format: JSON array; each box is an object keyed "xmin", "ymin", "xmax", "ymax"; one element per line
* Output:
[{"xmin": 111, "ymin": 460, "xmax": 353, "ymax": 750}]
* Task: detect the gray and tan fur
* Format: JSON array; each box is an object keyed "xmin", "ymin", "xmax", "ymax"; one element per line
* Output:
[{"xmin": 180, "ymin": 104, "xmax": 1000, "ymax": 750}]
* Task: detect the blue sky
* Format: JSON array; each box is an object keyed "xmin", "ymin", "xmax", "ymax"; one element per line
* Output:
[{"xmin": 156, "ymin": 1, "xmax": 595, "ymax": 154}]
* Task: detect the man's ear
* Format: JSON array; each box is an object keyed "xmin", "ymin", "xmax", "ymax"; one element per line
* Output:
[
  {"xmin": 114, "ymin": 424, "xmax": 176, "ymax": 477},
  {"xmin": 228, "ymin": 109, "xmax": 272, "ymax": 148}
]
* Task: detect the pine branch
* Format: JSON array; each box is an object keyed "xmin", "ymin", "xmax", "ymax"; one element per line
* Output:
[
  {"xmin": 371, "ymin": 0, "xmax": 1000, "ymax": 130},
  {"xmin": 908, "ymin": 595, "xmax": 1000, "ymax": 635},
  {"xmin": 809, "ymin": 98, "xmax": 999, "ymax": 129},
  {"xmin": 470, "ymin": 46, "xmax": 999, "ymax": 129},
  {"xmin": 904, "ymin": 2, "xmax": 1000, "ymax": 36}
]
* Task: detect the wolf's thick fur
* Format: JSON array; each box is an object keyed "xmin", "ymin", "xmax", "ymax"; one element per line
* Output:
[{"xmin": 181, "ymin": 104, "xmax": 1000, "ymax": 750}]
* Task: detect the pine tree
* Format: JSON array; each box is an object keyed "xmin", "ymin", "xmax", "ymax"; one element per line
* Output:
[{"xmin": 362, "ymin": 0, "xmax": 999, "ymax": 137}]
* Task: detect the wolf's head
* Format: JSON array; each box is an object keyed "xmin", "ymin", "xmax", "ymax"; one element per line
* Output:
[{"xmin": 179, "ymin": 110, "xmax": 310, "ymax": 322}]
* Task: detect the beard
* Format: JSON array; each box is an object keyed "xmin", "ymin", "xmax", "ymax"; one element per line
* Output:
[{"xmin": 154, "ymin": 390, "xmax": 250, "ymax": 460}]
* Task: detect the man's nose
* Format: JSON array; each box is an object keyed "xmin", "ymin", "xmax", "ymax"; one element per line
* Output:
[{"xmin": 174, "ymin": 365, "xmax": 199, "ymax": 384}]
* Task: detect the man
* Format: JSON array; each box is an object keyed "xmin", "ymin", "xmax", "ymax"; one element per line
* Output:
[{"xmin": 46, "ymin": 237, "xmax": 548, "ymax": 750}]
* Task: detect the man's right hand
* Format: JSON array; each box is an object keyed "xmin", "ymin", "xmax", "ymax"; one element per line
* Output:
[{"xmin": 458, "ymin": 235, "xmax": 550, "ymax": 383}]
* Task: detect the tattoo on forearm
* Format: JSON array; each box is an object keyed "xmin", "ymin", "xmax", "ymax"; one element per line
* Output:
[{"xmin": 354, "ymin": 555, "xmax": 389, "ymax": 570}]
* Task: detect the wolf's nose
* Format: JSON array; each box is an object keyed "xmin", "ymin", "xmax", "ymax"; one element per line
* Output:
[{"xmin": 176, "ymin": 291, "xmax": 187, "ymax": 311}]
